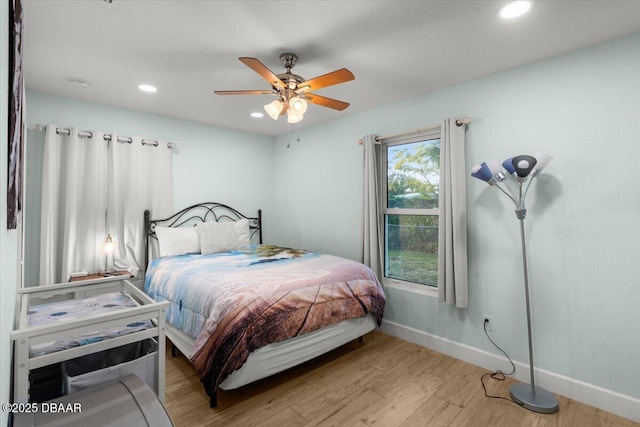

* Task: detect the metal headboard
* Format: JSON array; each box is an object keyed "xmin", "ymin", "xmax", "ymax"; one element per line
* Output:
[{"xmin": 144, "ymin": 202, "xmax": 262, "ymax": 268}]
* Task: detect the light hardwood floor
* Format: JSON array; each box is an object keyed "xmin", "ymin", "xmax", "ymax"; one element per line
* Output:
[{"xmin": 164, "ymin": 331, "xmax": 638, "ymax": 427}]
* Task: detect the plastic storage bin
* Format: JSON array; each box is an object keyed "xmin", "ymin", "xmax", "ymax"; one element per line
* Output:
[{"xmin": 62, "ymin": 339, "xmax": 157, "ymax": 395}]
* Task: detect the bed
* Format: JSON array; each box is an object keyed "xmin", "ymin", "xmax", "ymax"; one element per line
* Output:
[
  {"xmin": 11, "ymin": 277, "xmax": 169, "ymax": 404},
  {"xmin": 143, "ymin": 202, "xmax": 385, "ymax": 407}
]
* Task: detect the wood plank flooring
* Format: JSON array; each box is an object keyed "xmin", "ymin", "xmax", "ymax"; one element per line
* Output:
[{"xmin": 164, "ymin": 331, "xmax": 638, "ymax": 427}]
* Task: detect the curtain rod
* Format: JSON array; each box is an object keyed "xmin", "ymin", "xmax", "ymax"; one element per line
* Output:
[
  {"xmin": 32, "ymin": 124, "xmax": 175, "ymax": 149},
  {"xmin": 357, "ymin": 116, "xmax": 472, "ymax": 145}
]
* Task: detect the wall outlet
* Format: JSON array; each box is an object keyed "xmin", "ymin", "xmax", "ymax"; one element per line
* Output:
[{"xmin": 483, "ymin": 314, "xmax": 492, "ymax": 331}]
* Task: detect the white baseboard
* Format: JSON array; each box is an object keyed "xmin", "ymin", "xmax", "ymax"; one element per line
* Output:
[{"xmin": 379, "ymin": 319, "xmax": 640, "ymax": 423}]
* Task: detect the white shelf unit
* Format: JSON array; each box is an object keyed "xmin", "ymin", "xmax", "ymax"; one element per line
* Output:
[{"xmin": 11, "ymin": 276, "xmax": 168, "ymax": 404}]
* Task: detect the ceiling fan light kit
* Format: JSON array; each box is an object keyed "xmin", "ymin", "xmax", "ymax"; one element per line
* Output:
[
  {"xmin": 287, "ymin": 112, "xmax": 304, "ymax": 124},
  {"xmin": 264, "ymin": 99, "xmax": 284, "ymax": 120},
  {"xmin": 289, "ymin": 97, "xmax": 307, "ymax": 115},
  {"xmin": 216, "ymin": 53, "xmax": 355, "ymax": 124}
]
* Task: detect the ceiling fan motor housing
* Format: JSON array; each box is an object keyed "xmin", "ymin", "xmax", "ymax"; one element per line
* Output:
[
  {"xmin": 277, "ymin": 53, "xmax": 304, "ymax": 94},
  {"xmin": 279, "ymin": 53, "xmax": 298, "ymax": 70}
]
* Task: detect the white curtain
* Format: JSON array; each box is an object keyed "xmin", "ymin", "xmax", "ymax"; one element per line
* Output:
[
  {"xmin": 39, "ymin": 126, "xmax": 107, "ymax": 284},
  {"xmin": 360, "ymin": 134, "xmax": 384, "ymax": 280},
  {"xmin": 438, "ymin": 118, "xmax": 468, "ymax": 308},
  {"xmin": 108, "ymin": 136, "xmax": 174, "ymax": 276},
  {"xmin": 39, "ymin": 126, "xmax": 174, "ymax": 284}
]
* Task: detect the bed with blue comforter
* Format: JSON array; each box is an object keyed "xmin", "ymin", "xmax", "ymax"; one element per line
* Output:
[{"xmin": 144, "ymin": 244, "xmax": 385, "ymax": 393}]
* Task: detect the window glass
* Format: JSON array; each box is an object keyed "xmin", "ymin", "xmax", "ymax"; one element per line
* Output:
[
  {"xmin": 384, "ymin": 214, "xmax": 438, "ymax": 286},
  {"xmin": 386, "ymin": 139, "xmax": 440, "ymax": 209}
]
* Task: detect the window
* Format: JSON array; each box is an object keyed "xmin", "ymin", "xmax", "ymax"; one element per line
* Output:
[{"xmin": 381, "ymin": 128, "xmax": 440, "ymax": 288}]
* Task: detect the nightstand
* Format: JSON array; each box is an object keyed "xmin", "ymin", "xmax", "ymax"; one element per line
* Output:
[{"xmin": 69, "ymin": 270, "xmax": 133, "ymax": 282}]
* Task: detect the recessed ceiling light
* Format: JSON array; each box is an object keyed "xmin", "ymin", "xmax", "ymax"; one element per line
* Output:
[
  {"xmin": 499, "ymin": 1, "xmax": 532, "ymax": 19},
  {"xmin": 138, "ymin": 84, "xmax": 158, "ymax": 93},
  {"xmin": 251, "ymin": 112, "xmax": 264, "ymax": 118}
]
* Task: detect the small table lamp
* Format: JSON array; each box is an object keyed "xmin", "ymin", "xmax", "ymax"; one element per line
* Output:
[{"xmin": 102, "ymin": 234, "xmax": 115, "ymax": 275}]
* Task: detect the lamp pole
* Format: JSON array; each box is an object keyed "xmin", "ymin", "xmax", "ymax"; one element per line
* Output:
[{"xmin": 516, "ymin": 211, "xmax": 536, "ymax": 396}]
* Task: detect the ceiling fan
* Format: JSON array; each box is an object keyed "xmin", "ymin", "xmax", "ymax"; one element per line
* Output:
[{"xmin": 215, "ymin": 53, "xmax": 355, "ymax": 123}]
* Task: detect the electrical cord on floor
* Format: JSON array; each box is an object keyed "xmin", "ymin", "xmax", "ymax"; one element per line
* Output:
[{"xmin": 480, "ymin": 318, "xmax": 524, "ymax": 406}]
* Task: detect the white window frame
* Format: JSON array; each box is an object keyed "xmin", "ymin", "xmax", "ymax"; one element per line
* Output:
[{"xmin": 379, "ymin": 127, "xmax": 441, "ymax": 297}]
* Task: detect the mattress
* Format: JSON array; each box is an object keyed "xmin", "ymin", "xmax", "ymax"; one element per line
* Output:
[
  {"xmin": 220, "ymin": 314, "xmax": 376, "ymax": 389},
  {"xmin": 165, "ymin": 314, "xmax": 376, "ymax": 390},
  {"xmin": 27, "ymin": 292, "xmax": 152, "ymax": 357}
]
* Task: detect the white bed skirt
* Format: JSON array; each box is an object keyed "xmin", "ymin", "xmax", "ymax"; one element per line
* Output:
[{"xmin": 166, "ymin": 314, "xmax": 377, "ymax": 390}]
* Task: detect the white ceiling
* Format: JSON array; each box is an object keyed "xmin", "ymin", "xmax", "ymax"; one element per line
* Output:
[{"xmin": 22, "ymin": 0, "xmax": 640, "ymax": 136}]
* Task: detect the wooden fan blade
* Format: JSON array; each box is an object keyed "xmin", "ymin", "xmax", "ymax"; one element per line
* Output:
[
  {"xmin": 239, "ymin": 57, "xmax": 286, "ymax": 90},
  {"xmin": 305, "ymin": 93, "xmax": 350, "ymax": 111},
  {"xmin": 297, "ymin": 68, "xmax": 355, "ymax": 92},
  {"xmin": 214, "ymin": 90, "xmax": 273, "ymax": 95}
]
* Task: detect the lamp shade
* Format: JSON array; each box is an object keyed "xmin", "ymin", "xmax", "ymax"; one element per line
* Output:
[
  {"xmin": 532, "ymin": 152, "xmax": 553, "ymax": 172},
  {"xmin": 289, "ymin": 97, "xmax": 308, "ymax": 115},
  {"xmin": 264, "ymin": 99, "xmax": 284, "ymax": 120},
  {"xmin": 485, "ymin": 159, "xmax": 502, "ymax": 176},
  {"xmin": 512, "ymin": 155, "xmax": 537, "ymax": 178},
  {"xmin": 102, "ymin": 234, "xmax": 115, "ymax": 255},
  {"xmin": 502, "ymin": 157, "xmax": 516, "ymax": 175},
  {"xmin": 287, "ymin": 112, "xmax": 304, "ymax": 124},
  {"xmin": 471, "ymin": 163, "xmax": 494, "ymax": 183}
]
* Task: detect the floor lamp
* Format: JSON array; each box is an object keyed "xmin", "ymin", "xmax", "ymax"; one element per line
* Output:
[{"xmin": 471, "ymin": 153, "xmax": 559, "ymax": 414}]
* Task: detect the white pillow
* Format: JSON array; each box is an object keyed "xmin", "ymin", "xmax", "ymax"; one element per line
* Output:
[
  {"xmin": 196, "ymin": 219, "xmax": 251, "ymax": 254},
  {"xmin": 155, "ymin": 226, "xmax": 201, "ymax": 257}
]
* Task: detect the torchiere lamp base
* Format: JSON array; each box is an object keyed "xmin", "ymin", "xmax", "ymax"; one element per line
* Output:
[{"xmin": 510, "ymin": 383, "xmax": 559, "ymax": 414}]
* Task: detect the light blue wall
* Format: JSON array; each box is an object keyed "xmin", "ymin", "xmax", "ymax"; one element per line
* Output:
[
  {"xmin": 1, "ymin": 1, "xmax": 19, "ymax": 424},
  {"xmin": 24, "ymin": 92, "xmax": 275, "ymax": 286},
  {"xmin": 272, "ymin": 33, "xmax": 640, "ymax": 399}
]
